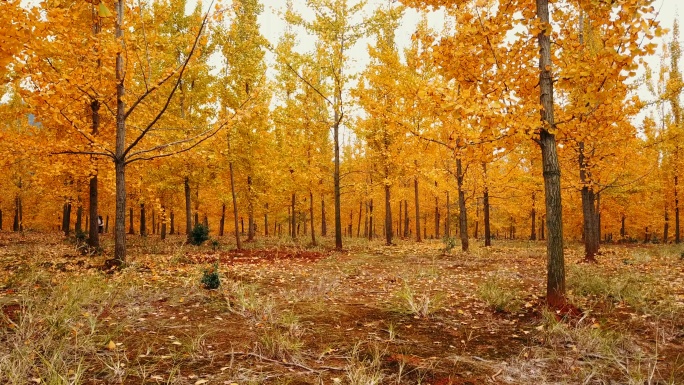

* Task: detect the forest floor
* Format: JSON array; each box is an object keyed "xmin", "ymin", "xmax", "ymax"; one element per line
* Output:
[{"xmin": 0, "ymin": 232, "xmax": 683, "ymax": 385}]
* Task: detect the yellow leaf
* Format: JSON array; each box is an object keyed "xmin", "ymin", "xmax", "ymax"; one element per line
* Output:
[
  {"xmin": 194, "ymin": 380, "xmax": 208, "ymax": 385},
  {"xmin": 106, "ymin": 340, "xmax": 116, "ymax": 350},
  {"xmin": 98, "ymin": 3, "xmax": 113, "ymax": 18}
]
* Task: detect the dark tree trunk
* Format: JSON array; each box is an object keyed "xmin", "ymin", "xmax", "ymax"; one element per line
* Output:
[
  {"xmin": 384, "ymin": 182, "xmax": 392, "ymax": 246},
  {"xmin": 363, "ymin": 202, "xmax": 368, "ymax": 238},
  {"xmin": 321, "ymin": 198, "xmax": 327, "ymax": 236},
  {"xmin": 434, "ymin": 183, "xmax": 440, "ymax": 239},
  {"xmin": 140, "ymin": 203, "xmax": 146, "ymax": 237},
  {"xmin": 184, "ymin": 177, "xmax": 192, "ymax": 239},
  {"xmin": 264, "ymin": 203, "xmax": 269, "ymax": 237},
  {"xmin": 537, "ymin": 0, "xmax": 565, "ymax": 308},
  {"xmin": 13, "ymin": 197, "xmax": 19, "ymax": 232},
  {"xmin": 291, "ymin": 193, "xmax": 296, "ymax": 239},
  {"xmin": 530, "ymin": 192, "xmax": 537, "ymax": 240},
  {"xmin": 161, "ymin": 207, "xmax": 167, "ymax": 240},
  {"xmin": 446, "ymin": 191, "xmax": 451, "ymax": 238},
  {"xmin": 128, "ymin": 207, "xmax": 134, "ymax": 234},
  {"xmin": 483, "ymin": 164, "xmax": 491, "ymax": 247},
  {"xmin": 105, "ymin": 215, "xmax": 109, "ymax": 233},
  {"xmin": 676, "ymin": 175, "xmax": 680, "ymax": 243},
  {"xmin": 404, "ymin": 200, "xmax": 410, "ymax": 238},
  {"xmin": 414, "ymin": 175, "xmax": 421, "ymax": 242},
  {"xmin": 194, "ymin": 212, "xmax": 199, "ymax": 227},
  {"xmin": 456, "ymin": 158, "xmax": 468, "ymax": 251},
  {"xmin": 621, "ymin": 214, "xmax": 626, "ymax": 239},
  {"xmin": 664, "ymin": 208, "xmax": 669, "ymax": 243},
  {"xmin": 88, "ymin": 175, "xmax": 99, "ymax": 247},
  {"xmin": 230, "ymin": 158, "xmax": 241, "ymax": 250},
  {"xmin": 63, "ymin": 202, "xmax": 71, "ymax": 236},
  {"xmin": 220, "ymin": 203, "xmax": 225, "ymax": 236},
  {"xmin": 368, "ymin": 198, "xmax": 374, "ymax": 240},
  {"xmin": 398, "ymin": 199, "xmax": 403, "ymax": 239},
  {"xmin": 333, "ymin": 117, "xmax": 342, "ymax": 250},
  {"xmin": 541, "ymin": 214, "xmax": 545, "ymax": 240},
  {"xmin": 152, "ymin": 209, "xmax": 155, "ymax": 235},
  {"xmin": 310, "ymin": 191, "xmax": 316, "ymax": 246},
  {"xmin": 357, "ymin": 201, "xmax": 362, "ymax": 237},
  {"xmin": 579, "ymin": 142, "xmax": 599, "ymax": 262},
  {"xmin": 247, "ymin": 176, "xmax": 254, "ymax": 241},
  {"xmin": 170, "ymin": 211, "xmax": 175, "ymax": 235},
  {"xmin": 75, "ymin": 204, "xmax": 83, "ymax": 233},
  {"xmin": 112, "ymin": 2, "xmax": 127, "ymax": 265}
]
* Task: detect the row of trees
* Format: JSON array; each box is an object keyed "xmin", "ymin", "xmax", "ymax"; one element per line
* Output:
[{"xmin": 0, "ymin": 0, "xmax": 674, "ymax": 307}]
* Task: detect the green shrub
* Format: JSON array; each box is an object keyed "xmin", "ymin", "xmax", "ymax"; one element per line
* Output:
[
  {"xmin": 442, "ymin": 236, "xmax": 457, "ymax": 253},
  {"xmin": 201, "ymin": 264, "xmax": 220, "ymax": 290},
  {"xmin": 189, "ymin": 223, "xmax": 209, "ymax": 246}
]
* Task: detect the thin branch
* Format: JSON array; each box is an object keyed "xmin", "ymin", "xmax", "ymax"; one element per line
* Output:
[{"xmin": 123, "ymin": 3, "xmax": 214, "ymax": 158}]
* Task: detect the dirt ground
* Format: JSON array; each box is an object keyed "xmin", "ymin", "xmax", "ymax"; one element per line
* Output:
[{"xmin": 1, "ymin": 232, "xmax": 683, "ymax": 384}]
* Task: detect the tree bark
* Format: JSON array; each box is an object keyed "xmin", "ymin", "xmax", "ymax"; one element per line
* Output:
[
  {"xmin": 184, "ymin": 177, "xmax": 192, "ymax": 240},
  {"xmin": 140, "ymin": 203, "xmax": 146, "ymax": 236},
  {"xmin": 368, "ymin": 198, "xmax": 374, "ymax": 240},
  {"xmin": 414, "ymin": 175, "xmax": 421, "ymax": 242},
  {"xmin": 321, "ymin": 198, "xmax": 327, "ymax": 237},
  {"xmin": 291, "ymin": 193, "xmax": 296, "ymax": 239},
  {"xmin": 664, "ymin": 208, "xmax": 669, "ymax": 243},
  {"xmin": 404, "ymin": 200, "xmax": 410, "ymax": 238},
  {"xmin": 161, "ymin": 206, "xmax": 167, "ymax": 240},
  {"xmin": 384, "ymin": 182, "xmax": 392, "ymax": 246},
  {"xmin": 113, "ymin": 0, "xmax": 126, "ymax": 265},
  {"xmin": 229, "ymin": 158, "xmax": 241, "ymax": 250},
  {"xmin": 310, "ymin": 191, "xmax": 317, "ymax": 245},
  {"xmin": 579, "ymin": 142, "xmax": 599, "ymax": 262},
  {"xmin": 537, "ymin": 0, "xmax": 565, "ymax": 307},
  {"xmin": 264, "ymin": 203, "xmax": 269, "ymax": 237},
  {"xmin": 483, "ymin": 164, "xmax": 491, "ymax": 247},
  {"xmin": 456, "ymin": 158, "xmax": 468, "ymax": 251},
  {"xmin": 445, "ymin": 191, "xmax": 451, "ymax": 238},
  {"xmin": 88, "ymin": 99, "xmax": 100, "ymax": 248},
  {"xmin": 220, "ymin": 203, "xmax": 225, "ymax": 236},
  {"xmin": 530, "ymin": 192, "xmax": 537, "ymax": 240},
  {"xmin": 334, "ymin": 118, "xmax": 342, "ymax": 250},
  {"xmin": 357, "ymin": 201, "xmax": 362, "ymax": 237},
  {"xmin": 75, "ymin": 204, "xmax": 83, "ymax": 233},
  {"xmin": 63, "ymin": 201, "xmax": 71, "ymax": 236},
  {"xmin": 128, "ymin": 206, "xmax": 134, "ymax": 234},
  {"xmin": 170, "ymin": 210, "xmax": 175, "ymax": 235},
  {"xmin": 247, "ymin": 176, "xmax": 254, "ymax": 241}
]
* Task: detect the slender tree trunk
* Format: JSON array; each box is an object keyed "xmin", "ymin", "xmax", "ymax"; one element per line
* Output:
[
  {"xmin": 368, "ymin": 199, "xmax": 374, "ymax": 240},
  {"xmin": 537, "ymin": 0, "xmax": 565, "ymax": 307},
  {"xmin": 664, "ymin": 208, "xmax": 669, "ymax": 243},
  {"xmin": 620, "ymin": 214, "xmax": 626, "ymax": 239},
  {"xmin": 140, "ymin": 203, "xmax": 146, "ymax": 236},
  {"xmin": 321, "ymin": 198, "xmax": 327, "ymax": 237},
  {"xmin": 456, "ymin": 158, "xmax": 468, "ymax": 251},
  {"xmin": 434, "ymin": 183, "xmax": 440, "ymax": 239},
  {"xmin": 363, "ymin": 202, "xmax": 368, "ymax": 238},
  {"xmin": 63, "ymin": 202, "xmax": 71, "ymax": 236},
  {"xmin": 88, "ymin": 99, "xmax": 100, "ymax": 248},
  {"xmin": 445, "ymin": 191, "xmax": 451, "ymax": 238},
  {"xmin": 310, "ymin": 191, "xmax": 316, "ymax": 245},
  {"xmin": 220, "ymin": 203, "xmax": 225, "ymax": 236},
  {"xmin": 291, "ymin": 193, "xmax": 296, "ymax": 239},
  {"xmin": 264, "ymin": 203, "xmax": 269, "ymax": 237},
  {"xmin": 247, "ymin": 176, "xmax": 254, "ymax": 241},
  {"xmin": 161, "ymin": 206, "xmax": 167, "ymax": 240},
  {"xmin": 403, "ymin": 200, "xmax": 409, "ymax": 238},
  {"xmin": 384, "ymin": 182, "xmax": 392, "ymax": 246},
  {"xmin": 128, "ymin": 207, "xmax": 134, "ymax": 234},
  {"xmin": 184, "ymin": 177, "xmax": 192, "ymax": 239},
  {"xmin": 531, "ymin": 192, "xmax": 537, "ymax": 240},
  {"xmin": 229, "ymin": 159, "xmax": 241, "ymax": 250},
  {"xmin": 105, "ymin": 215, "xmax": 109, "ymax": 233},
  {"xmin": 76, "ymin": 204, "xmax": 83, "ymax": 233},
  {"xmin": 152, "ymin": 209, "xmax": 155, "ymax": 235},
  {"xmin": 579, "ymin": 142, "xmax": 599, "ymax": 262},
  {"xmin": 676, "ymin": 175, "xmax": 680, "ymax": 243},
  {"xmin": 170, "ymin": 210, "xmax": 175, "ymax": 235},
  {"xmin": 334, "ymin": 118, "xmax": 342, "ymax": 250},
  {"xmin": 414, "ymin": 176, "xmax": 421, "ymax": 242},
  {"xmin": 398, "ymin": 199, "xmax": 403, "ymax": 239},
  {"xmin": 483, "ymin": 164, "xmax": 491, "ymax": 246},
  {"xmin": 357, "ymin": 201, "xmax": 362, "ymax": 237},
  {"xmin": 13, "ymin": 197, "xmax": 19, "ymax": 232},
  {"xmin": 113, "ymin": 0, "xmax": 126, "ymax": 265}
]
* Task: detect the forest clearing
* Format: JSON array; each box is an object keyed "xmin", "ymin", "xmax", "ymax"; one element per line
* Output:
[{"xmin": 1, "ymin": 233, "xmax": 683, "ymax": 384}]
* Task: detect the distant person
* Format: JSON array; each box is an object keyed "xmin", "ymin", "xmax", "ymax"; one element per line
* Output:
[{"xmin": 98, "ymin": 215, "xmax": 104, "ymax": 234}]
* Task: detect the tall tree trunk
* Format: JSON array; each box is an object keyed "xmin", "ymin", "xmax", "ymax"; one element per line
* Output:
[
  {"xmin": 161, "ymin": 206, "xmax": 167, "ymax": 240},
  {"xmin": 530, "ymin": 192, "xmax": 537, "ymax": 240},
  {"xmin": 291, "ymin": 193, "xmax": 296, "ymax": 239},
  {"xmin": 264, "ymin": 203, "xmax": 269, "ymax": 237},
  {"xmin": 357, "ymin": 201, "xmax": 362, "ymax": 237},
  {"xmin": 76, "ymin": 204, "xmax": 83, "ymax": 233},
  {"xmin": 13, "ymin": 197, "xmax": 19, "ymax": 232},
  {"xmin": 537, "ymin": 0, "xmax": 565, "ymax": 307},
  {"xmin": 384, "ymin": 182, "xmax": 392, "ymax": 246},
  {"xmin": 579, "ymin": 142, "xmax": 599, "ymax": 262},
  {"xmin": 113, "ymin": 0, "xmax": 127, "ymax": 265},
  {"xmin": 140, "ymin": 203, "xmax": 146, "ymax": 236},
  {"xmin": 63, "ymin": 201, "xmax": 71, "ymax": 236},
  {"xmin": 229, "ymin": 158, "xmax": 241, "ymax": 250},
  {"xmin": 474, "ymin": 199, "xmax": 479, "ymax": 239},
  {"xmin": 398, "ymin": 199, "xmax": 403, "ymax": 239},
  {"xmin": 184, "ymin": 177, "xmax": 192, "ymax": 239},
  {"xmin": 170, "ymin": 210, "xmax": 175, "ymax": 235},
  {"xmin": 247, "ymin": 176, "xmax": 254, "ymax": 241},
  {"xmin": 152, "ymin": 209, "xmax": 155, "ymax": 235},
  {"xmin": 105, "ymin": 215, "xmax": 109, "ymax": 233},
  {"xmin": 220, "ymin": 203, "xmax": 226, "ymax": 236},
  {"xmin": 664, "ymin": 207, "xmax": 669, "ymax": 243},
  {"xmin": 363, "ymin": 202, "xmax": 368, "ymax": 238},
  {"xmin": 333, "ymin": 116, "xmax": 342, "ymax": 250},
  {"xmin": 483, "ymin": 163, "xmax": 491, "ymax": 246},
  {"xmin": 310, "ymin": 191, "xmax": 317, "ymax": 246},
  {"xmin": 414, "ymin": 175, "xmax": 421, "ymax": 242},
  {"xmin": 128, "ymin": 207, "xmax": 134, "ymax": 234},
  {"xmin": 445, "ymin": 191, "xmax": 451, "ymax": 238},
  {"xmin": 676, "ymin": 175, "xmax": 680, "ymax": 243},
  {"xmin": 88, "ymin": 99, "xmax": 100, "ymax": 248},
  {"xmin": 541, "ymin": 214, "xmax": 545, "ymax": 240},
  {"xmin": 620, "ymin": 214, "xmax": 626, "ymax": 239},
  {"xmin": 0, "ymin": 209, "xmax": 3, "ymax": 231},
  {"xmin": 404, "ymin": 200, "xmax": 410, "ymax": 238},
  {"xmin": 434, "ymin": 183, "xmax": 440, "ymax": 239},
  {"xmin": 321, "ymin": 198, "xmax": 327, "ymax": 236},
  {"xmin": 368, "ymin": 199, "xmax": 374, "ymax": 240},
  {"xmin": 456, "ymin": 158, "xmax": 468, "ymax": 251}
]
